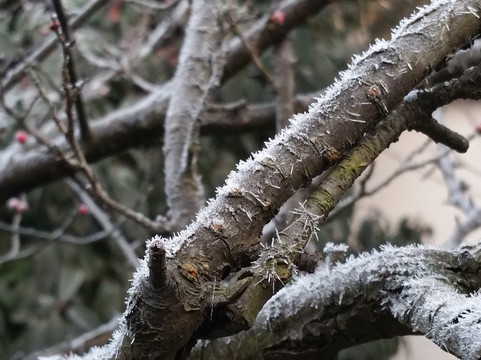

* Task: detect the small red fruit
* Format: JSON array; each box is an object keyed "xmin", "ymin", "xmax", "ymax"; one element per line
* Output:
[
  {"xmin": 15, "ymin": 130, "xmax": 27, "ymax": 144},
  {"xmin": 107, "ymin": 1, "xmax": 122, "ymax": 23},
  {"xmin": 49, "ymin": 20, "xmax": 60, "ymax": 32},
  {"xmin": 270, "ymin": 11, "xmax": 285, "ymax": 25},
  {"xmin": 77, "ymin": 204, "xmax": 89, "ymax": 215}
]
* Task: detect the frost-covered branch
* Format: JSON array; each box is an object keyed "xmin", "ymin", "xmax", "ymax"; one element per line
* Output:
[
  {"xmin": 334, "ymin": 62, "xmax": 481, "ymax": 216},
  {"xmin": 163, "ymin": 0, "xmax": 225, "ymax": 230},
  {"xmin": 218, "ymin": 59, "xmax": 481, "ymax": 332},
  {"xmin": 192, "ymin": 245, "xmax": 481, "ymax": 359}
]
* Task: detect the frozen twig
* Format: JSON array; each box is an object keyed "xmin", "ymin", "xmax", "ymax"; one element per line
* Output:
[{"xmin": 192, "ymin": 245, "xmax": 481, "ymax": 359}]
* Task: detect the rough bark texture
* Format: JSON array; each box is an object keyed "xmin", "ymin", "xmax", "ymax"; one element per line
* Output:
[
  {"xmin": 191, "ymin": 245, "xmax": 481, "ymax": 360},
  {"xmin": 203, "ymin": 60, "xmax": 481, "ymax": 350}
]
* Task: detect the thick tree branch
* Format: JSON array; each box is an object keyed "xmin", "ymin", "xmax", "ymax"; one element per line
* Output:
[
  {"xmin": 209, "ymin": 60, "xmax": 481, "ymax": 337},
  {"xmin": 191, "ymin": 245, "xmax": 481, "ymax": 359}
]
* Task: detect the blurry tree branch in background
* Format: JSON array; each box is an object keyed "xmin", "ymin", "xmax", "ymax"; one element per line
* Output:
[
  {"xmin": 0, "ymin": 0, "xmax": 331, "ymax": 202},
  {"xmin": 1, "ymin": 0, "xmax": 110, "ymax": 91},
  {"xmin": 0, "ymin": 1, "xmax": 481, "ymax": 360},
  {"xmin": 162, "ymin": 0, "xmax": 225, "ymax": 230}
]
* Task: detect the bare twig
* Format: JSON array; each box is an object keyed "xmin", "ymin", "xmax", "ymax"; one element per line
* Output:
[
  {"xmin": 28, "ymin": 58, "xmax": 168, "ymax": 233},
  {"xmin": 67, "ymin": 179, "xmax": 140, "ymax": 268},
  {"xmin": 226, "ymin": 9, "xmax": 278, "ymax": 93},
  {"xmin": 51, "ymin": 0, "xmax": 90, "ymax": 142},
  {"xmin": 1, "ymin": 0, "xmax": 110, "ymax": 91}
]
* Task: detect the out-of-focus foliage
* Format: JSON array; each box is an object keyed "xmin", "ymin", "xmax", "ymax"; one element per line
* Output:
[{"xmin": 0, "ymin": 0, "xmax": 430, "ymax": 358}]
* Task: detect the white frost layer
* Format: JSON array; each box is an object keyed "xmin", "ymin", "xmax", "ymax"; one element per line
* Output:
[{"xmin": 255, "ymin": 244, "xmax": 481, "ymax": 358}]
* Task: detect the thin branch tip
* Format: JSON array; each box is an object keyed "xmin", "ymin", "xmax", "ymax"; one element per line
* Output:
[{"xmin": 412, "ymin": 117, "xmax": 469, "ymax": 153}]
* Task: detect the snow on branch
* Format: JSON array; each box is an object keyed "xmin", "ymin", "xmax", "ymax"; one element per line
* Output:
[
  {"xmin": 242, "ymin": 60, "xmax": 481, "ymax": 319},
  {"xmin": 159, "ymin": 0, "xmax": 481, "ymax": 258},
  {"xmin": 192, "ymin": 245, "xmax": 481, "ymax": 359}
]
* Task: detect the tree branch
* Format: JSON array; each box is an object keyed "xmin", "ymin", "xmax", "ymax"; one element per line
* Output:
[
  {"xmin": 163, "ymin": 0, "xmax": 225, "ymax": 230},
  {"xmin": 209, "ymin": 60, "xmax": 481, "ymax": 336},
  {"xmin": 191, "ymin": 245, "xmax": 481, "ymax": 359},
  {"xmin": 51, "ymin": 0, "xmax": 91, "ymax": 142}
]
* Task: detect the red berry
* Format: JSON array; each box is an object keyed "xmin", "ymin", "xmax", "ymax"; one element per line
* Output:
[
  {"xmin": 15, "ymin": 130, "xmax": 27, "ymax": 144},
  {"xmin": 7, "ymin": 197, "xmax": 28, "ymax": 213},
  {"xmin": 49, "ymin": 20, "xmax": 60, "ymax": 32},
  {"xmin": 77, "ymin": 204, "xmax": 89, "ymax": 216},
  {"xmin": 270, "ymin": 11, "xmax": 285, "ymax": 25},
  {"xmin": 107, "ymin": 1, "xmax": 122, "ymax": 23}
]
